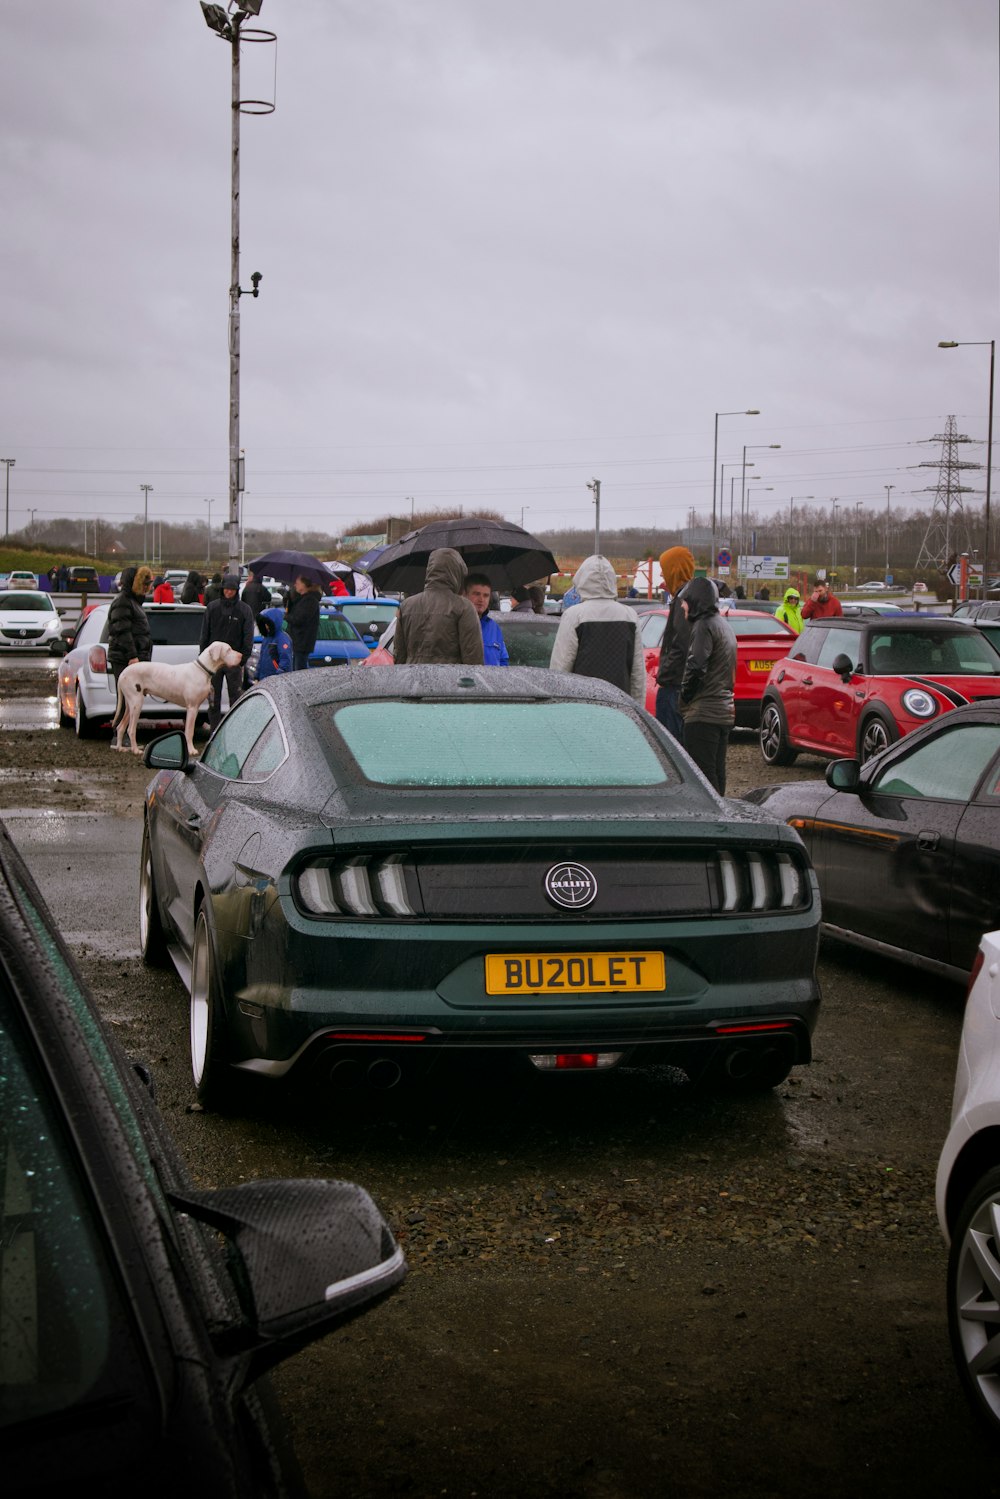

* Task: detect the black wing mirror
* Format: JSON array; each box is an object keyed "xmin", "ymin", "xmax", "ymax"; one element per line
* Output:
[
  {"xmin": 825, "ymin": 758, "xmax": 861, "ymax": 793},
  {"xmin": 169, "ymin": 1179, "xmax": 406, "ymax": 1383},
  {"xmin": 831, "ymin": 652, "xmax": 855, "ymax": 683},
  {"xmin": 143, "ymin": 730, "xmax": 193, "ymax": 772}
]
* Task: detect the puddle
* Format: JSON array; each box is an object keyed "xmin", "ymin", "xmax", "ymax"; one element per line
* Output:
[
  {"xmin": 0, "ymin": 698, "xmax": 61, "ymax": 730},
  {"xmin": 0, "ymin": 768, "xmax": 115, "ymax": 784}
]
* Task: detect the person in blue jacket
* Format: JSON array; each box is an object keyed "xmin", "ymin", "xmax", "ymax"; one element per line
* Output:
[
  {"xmin": 464, "ymin": 572, "xmax": 509, "ymax": 666},
  {"xmin": 255, "ymin": 606, "xmax": 293, "ymax": 679}
]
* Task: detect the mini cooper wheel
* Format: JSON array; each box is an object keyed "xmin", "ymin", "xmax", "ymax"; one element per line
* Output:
[
  {"xmin": 759, "ymin": 700, "xmax": 797, "ymax": 766},
  {"xmin": 859, "ymin": 713, "xmax": 896, "ymax": 763},
  {"xmin": 190, "ymin": 906, "xmax": 237, "ymax": 1110},
  {"xmin": 139, "ymin": 820, "xmax": 170, "ymax": 968},
  {"xmin": 74, "ymin": 686, "xmax": 98, "ymax": 739},
  {"xmin": 948, "ymin": 1166, "xmax": 1000, "ymax": 1434}
]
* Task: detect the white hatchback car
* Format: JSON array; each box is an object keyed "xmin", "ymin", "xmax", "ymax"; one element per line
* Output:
[
  {"xmin": 937, "ymin": 929, "xmax": 1000, "ymax": 1433},
  {"xmin": 0, "ymin": 589, "xmax": 64, "ymax": 653},
  {"xmin": 58, "ymin": 602, "xmax": 230, "ymax": 738}
]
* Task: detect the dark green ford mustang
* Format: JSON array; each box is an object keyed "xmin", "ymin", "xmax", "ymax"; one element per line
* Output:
[{"xmin": 140, "ymin": 666, "xmax": 821, "ymax": 1107}]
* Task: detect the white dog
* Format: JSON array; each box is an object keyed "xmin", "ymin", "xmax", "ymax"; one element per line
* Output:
[{"xmin": 110, "ymin": 641, "xmax": 243, "ymax": 756}]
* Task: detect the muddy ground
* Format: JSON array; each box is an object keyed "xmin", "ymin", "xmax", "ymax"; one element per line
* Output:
[{"xmin": 2, "ymin": 663, "xmax": 995, "ymax": 1498}]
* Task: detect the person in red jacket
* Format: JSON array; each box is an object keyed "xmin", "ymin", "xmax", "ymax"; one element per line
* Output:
[
  {"xmin": 152, "ymin": 575, "xmax": 175, "ymax": 604},
  {"xmin": 801, "ymin": 575, "xmax": 842, "ymax": 620}
]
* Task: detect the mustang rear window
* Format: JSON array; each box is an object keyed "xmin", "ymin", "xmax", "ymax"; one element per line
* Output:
[{"xmin": 331, "ymin": 702, "xmax": 674, "ymax": 786}]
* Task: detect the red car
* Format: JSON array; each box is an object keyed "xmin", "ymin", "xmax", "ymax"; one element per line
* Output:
[
  {"xmin": 759, "ymin": 616, "xmax": 1000, "ymax": 765},
  {"xmin": 639, "ymin": 608, "xmax": 797, "ymax": 727}
]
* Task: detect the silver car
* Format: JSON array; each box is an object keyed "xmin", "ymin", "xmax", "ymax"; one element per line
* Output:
[{"xmin": 58, "ymin": 602, "xmax": 230, "ymax": 738}]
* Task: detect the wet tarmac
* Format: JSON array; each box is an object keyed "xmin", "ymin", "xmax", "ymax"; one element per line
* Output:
[{"xmin": 0, "ymin": 697, "xmax": 61, "ymax": 729}]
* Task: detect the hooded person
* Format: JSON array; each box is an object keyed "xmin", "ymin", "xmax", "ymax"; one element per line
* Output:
[
  {"xmin": 549, "ymin": 555, "xmax": 645, "ymax": 704},
  {"xmin": 678, "ymin": 575, "xmax": 736, "ymax": 794},
  {"xmin": 180, "ymin": 569, "xmax": 204, "ymax": 605},
  {"xmin": 255, "ymin": 605, "xmax": 293, "ymax": 679},
  {"xmin": 285, "ymin": 574, "xmax": 325, "ymax": 670},
  {"xmin": 107, "ymin": 565, "xmax": 153, "ymax": 685},
  {"xmin": 152, "ymin": 575, "xmax": 174, "ymax": 604},
  {"xmin": 200, "ymin": 573, "xmax": 254, "ymax": 727},
  {"xmin": 242, "ymin": 568, "xmax": 271, "ymax": 616},
  {"xmin": 393, "ymin": 548, "xmax": 484, "ymax": 666},
  {"xmin": 653, "ymin": 546, "xmax": 696, "ymax": 740},
  {"xmin": 775, "ymin": 586, "xmax": 804, "ymax": 634}
]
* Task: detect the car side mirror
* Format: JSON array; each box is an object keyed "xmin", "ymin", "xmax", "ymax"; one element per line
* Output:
[
  {"xmin": 144, "ymin": 731, "xmax": 192, "ymax": 772},
  {"xmin": 831, "ymin": 652, "xmax": 854, "ymax": 682},
  {"xmin": 825, "ymin": 758, "xmax": 862, "ymax": 792},
  {"xmin": 168, "ymin": 1179, "xmax": 406, "ymax": 1383}
]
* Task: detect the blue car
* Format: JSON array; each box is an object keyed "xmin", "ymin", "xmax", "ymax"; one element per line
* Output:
[
  {"xmin": 324, "ymin": 597, "xmax": 400, "ymax": 649},
  {"xmin": 309, "ymin": 607, "xmax": 370, "ymax": 668}
]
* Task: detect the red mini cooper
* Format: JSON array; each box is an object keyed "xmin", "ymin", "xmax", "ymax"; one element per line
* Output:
[{"xmin": 759, "ymin": 616, "xmax": 1000, "ymax": 765}]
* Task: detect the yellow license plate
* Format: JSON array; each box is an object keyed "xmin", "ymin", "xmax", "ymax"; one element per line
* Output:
[
  {"xmin": 748, "ymin": 659, "xmax": 776, "ymax": 672},
  {"xmin": 484, "ymin": 951, "xmax": 665, "ymax": 996}
]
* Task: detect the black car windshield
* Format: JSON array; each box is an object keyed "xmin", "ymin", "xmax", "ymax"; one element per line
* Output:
[
  {"xmin": 0, "ymin": 593, "xmax": 55, "ymax": 612},
  {"xmin": 329, "ymin": 701, "xmax": 676, "ymax": 787},
  {"xmin": 867, "ymin": 629, "xmax": 1000, "ymax": 676},
  {"xmin": 497, "ymin": 618, "xmax": 559, "ymax": 667}
]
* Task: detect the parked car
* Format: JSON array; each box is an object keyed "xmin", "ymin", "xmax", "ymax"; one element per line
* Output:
[
  {"xmin": 245, "ymin": 606, "xmax": 369, "ymax": 680},
  {"xmin": 0, "ymin": 589, "xmax": 64, "ymax": 654},
  {"xmin": 759, "ymin": 617, "xmax": 1000, "ymax": 766},
  {"xmin": 972, "ymin": 618, "xmax": 1000, "ymax": 658},
  {"xmin": 639, "ymin": 607, "xmax": 797, "ymax": 728},
  {"xmin": 6, "ymin": 569, "xmax": 39, "ymax": 589},
  {"xmin": 323, "ymin": 597, "xmax": 400, "ymax": 649},
  {"xmin": 936, "ymin": 928, "xmax": 1000, "ymax": 1434},
  {"xmin": 840, "ymin": 601, "xmax": 905, "ymax": 617},
  {"xmin": 66, "ymin": 564, "xmax": 102, "ymax": 592},
  {"xmin": 0, "ymin": 813, "xmax": 405, "ymax": 1496},
  {"xmin": 362, "ymin": 611, "xmax": 560, "ymax": 669},
  {"xmin": 744, "ymin": 702, "xmax": 1000, "ymax": 979},
  {"xmin": 58, "ymin": 602, "xmax": 230, "ymax": 738},
  {"xmin": 953, "ymin": 601, "xmax": 1000, "ymax": 621},
  {"xmin": 140, "ymin": 666, "xmax": 821, "ymax": 1108},
  {"xmin": 855, "ymin": 580, "xmax": 889, "ymax": 591}
]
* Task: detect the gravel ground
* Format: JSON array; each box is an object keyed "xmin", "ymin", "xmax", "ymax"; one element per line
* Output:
[{"xmin": 2, "ymin": 664, "xmax": 994, "ymax": 1498}]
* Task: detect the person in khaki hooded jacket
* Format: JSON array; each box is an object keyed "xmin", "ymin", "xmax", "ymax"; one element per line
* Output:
[{"xmin": 394, "ymin": 548, "xmax": 484, "ymax": 666}]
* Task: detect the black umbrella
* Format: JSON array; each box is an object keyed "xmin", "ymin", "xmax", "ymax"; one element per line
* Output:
[
  {"xmin": 363, "ymin": 517, "xmax": 557, "ymax": 594},
  {"xmin": 246, "ymin": 549, "xmax": 333, "ymax": 587}
]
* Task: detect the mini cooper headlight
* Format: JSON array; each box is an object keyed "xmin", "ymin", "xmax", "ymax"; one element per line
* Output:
[{"xmin": 901, "ymin": 687, "xmax": 938, "ymax": 719}]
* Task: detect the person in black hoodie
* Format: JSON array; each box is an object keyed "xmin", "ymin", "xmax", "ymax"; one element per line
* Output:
[
  {"xmin": 286, "ymin": 575, "xmax": 323, "ymax": 670},
  {"xmin": 678, "ymin": 576, "xmax": 736, "ymax": 795},
  {"xmin": 199, "ymin": 574, "xmax": 254, "ymax": 729},
  {"xmin": 242, "ymin": 568, "xmax": 271, "ymax": 616},
  {"xmin": 180, "ymin": 569, "xmax": 203, "ymax": 605},
  {"xmin": 107, "ymin": 565, "xmax": 153, "ymax": 682}
]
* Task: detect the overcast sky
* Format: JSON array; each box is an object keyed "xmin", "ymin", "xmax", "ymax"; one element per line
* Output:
[{"xmin": 0, "ymin": 0, "xmax": 996, "ymax": 551}]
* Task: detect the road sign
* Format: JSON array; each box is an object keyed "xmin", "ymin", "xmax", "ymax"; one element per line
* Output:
[
  {"xmin": 948, "ymin": 562, "xmax": 983, "ymax": 586},
  {"xmin": 717, "ymin": 548, "xmax": 732, "ymax": 567},
  {"xmin": 738, "ymin": 554, "xmax": 789, "ymax": 581}
]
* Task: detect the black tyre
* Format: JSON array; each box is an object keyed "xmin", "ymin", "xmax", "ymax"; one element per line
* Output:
[
  {"xmin": 759, "ymin": 700, "xmax": 797, "ymax": 766},
  {"xmin": 139, "ymin": 820, "xmax": 170, "ymax": 968},
  {"xmin": 74, "ymin": 686, "xmax": 99, "ymax": 739},
  {"xmin": 189, "ymin": 905, "xmax": 237, "ymax": 1110},
  {"xmin": 858, "ymin": 713, "xmax": 896, "ymax": 763},
  {"xmin": 948, "ymin": 1166, "xmax": 1000, "ymax": 1435}
]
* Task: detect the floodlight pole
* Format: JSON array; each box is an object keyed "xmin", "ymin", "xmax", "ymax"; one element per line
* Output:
[
  {"xmin": 227, "ymin": 15, "xmax": 243, "ymax": 580},
  {"xmin": 140, "ymin": 484, "xmax": 153, "ymax": 562},
  {"xmin": 588, "ymin": 478, "xmax": 601, "ymax": 554},
  {"xmin": 1, "ymin": 459, "xmax": 14, "ymax": 540}
]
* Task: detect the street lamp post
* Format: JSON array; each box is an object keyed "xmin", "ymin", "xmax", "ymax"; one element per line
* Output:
[
  {"xmin": 520, "ymin": 505, "xmax": 529, "ymax": 529},
  {"xmin": 1, "ymin": 459, "xmax": 14, "ymax": 540},
  {"xmin": 28, "ymin": 508, "xmax": 38, "ymax": 541},
  {"xmin": 721, "ymin": 462, "xmax": 753, "ymax": 547},
  {"xmin": 854, "ymin": 500, "xmax": 863, "ymax": 583},
  {"xmin": 587, "ymin": 478, "xmax": 601, "ymax": 554},
  {"xmin": 884, "ymin": 484, "xmax": 895, "ymax": 580},
  {"xmin": 139, "ymin": 484, "xmax": 153, "ymax": 562},
  {"xmin": 745, "ymin": 487, "xmax": 773, "ymax": 561},
  {"xmin": 832, "ymin": 499, "xmax": 840, "ymax": 575},
  {"xmin": 713, "ymin": 410, "xmax": 759, "ymax": 570},
  {"xmin": 740, "ymin": 444, "xmax": 781, "ymax": 566},
  {"xmin": 200, "ymin": 1, "xmax": 275, "ymax": 577},
  {"xmin": 939, "ymin": 340, "xmax": 995, "ymax": 597}
]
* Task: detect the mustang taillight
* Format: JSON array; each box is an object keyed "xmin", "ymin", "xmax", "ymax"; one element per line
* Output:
[
  {"xmin": 88, "ymin": 645, "xmax": 109, "ymax": 674},
  {"xmin": 717, "ymin": 850, "xmax": 805, "ymax": 913},
  {"xmin": 296, "ymin": 856, "xmax": 417, "ymax": 918}
]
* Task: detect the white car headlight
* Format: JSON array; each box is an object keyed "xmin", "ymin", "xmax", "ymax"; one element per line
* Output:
[{"xmin": 901, "ymin": 687, "xmax": 938, "ymax": 719}]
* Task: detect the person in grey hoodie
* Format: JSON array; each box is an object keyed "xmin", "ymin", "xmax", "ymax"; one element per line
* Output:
[
  {"xmin": 678, "ymin": 576, "xmax": 736, "ymax": 794},
  {"xmin": 549, "ymin": 555, "xmax": 645, "ymax": 704},
  {"xmin": 394, "ymin": 548, "xmax": 484, "ymax": 666}
]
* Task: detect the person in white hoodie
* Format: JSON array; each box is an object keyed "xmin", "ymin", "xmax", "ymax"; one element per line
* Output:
[{"xmin": 549, "ymin": 555, "xmax": 646, "ymax": 704}]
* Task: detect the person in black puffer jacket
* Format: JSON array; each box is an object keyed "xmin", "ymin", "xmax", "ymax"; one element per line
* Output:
[
  {"xmin": 199, "ymin": 574, "xmax": 254, "ymax": 729},
  {"xmin": 285, "ymin": 575, "xmax": 323, "ymax": 670},
  {"xmin": 678, "ymin": 576, "xmax": 736, "ymax": 795},
  {"xmin": 107, "ymin": 566, "xmax": 153, "ymax": 683}
]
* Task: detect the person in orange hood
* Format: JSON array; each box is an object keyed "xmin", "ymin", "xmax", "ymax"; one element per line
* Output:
[{"xmin": 654, "ymin": 546, "xmax": 696, "ymax": 741}]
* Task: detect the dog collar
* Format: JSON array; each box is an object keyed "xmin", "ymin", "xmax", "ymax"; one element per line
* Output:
[{"xmin": 194, "ymin": 655, "xmax": 214, "ymax": 676}]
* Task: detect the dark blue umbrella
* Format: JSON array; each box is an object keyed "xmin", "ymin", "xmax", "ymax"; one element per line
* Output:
[
  {"xmin": 363, "ymin": 518, "xmax": 557, "ymax": 593},
  {"xmin": 246, "ymin": 549, "xmax": 331, "ymax": 586}
]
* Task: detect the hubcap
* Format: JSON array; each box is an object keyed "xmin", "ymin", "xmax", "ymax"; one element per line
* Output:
[
  {"xmin": 190, "ymin": 917, "xmax": 210, "ymax": 1086},
  {"xmin": 954, "ymin": 1194, "xmax": 1000, "ymax": 1424},
  {"xmin": 862, "ymin": 721, "xmax": 888, "ymax": 760},
  {"xmin": 139, "ymin": 838, "xmax": 152, "ymax": 949},
  {"xmin": 761, "ymin": 707, "xmax": 780, "ymax": 760}
]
